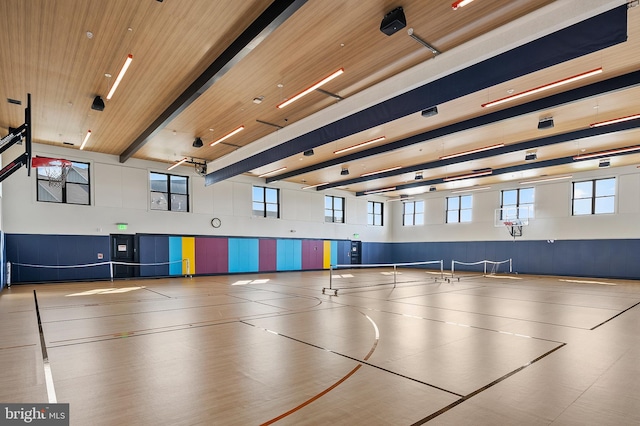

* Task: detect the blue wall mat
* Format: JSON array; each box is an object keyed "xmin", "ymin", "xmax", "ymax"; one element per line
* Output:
[
  {"xmin": 330, "ymin": 241, "xmax": 338, "ymax": 266},
  {"xmin": 139, "ymin": 235, "xmax": 170, "ymax": 277},
  {"xmin": 228, "ymin": 238, "xmax": 259, "ymax": 273},
  {"xmin": 6, "ymin": 234, "xmax": 110, "ymax": 283},
  {"xmin": 375, "ymin": 239, "xmax": 640, "ymax": 280},
  {"xmin": 276, "ymin": 239, "xmax": 301, "ymax": 271},
  {"xmin": 168, "ymin": 236, "xmax": 183, "ymax": 275}
]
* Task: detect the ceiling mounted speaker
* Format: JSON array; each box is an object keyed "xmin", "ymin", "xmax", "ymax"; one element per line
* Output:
[
  {"xmin": 421, "ymin": 106, "xmax": 438, "ymax": 117},
  {"xmin": 380, "ymin": 7, "xmax": 406, "ymax": 36},
  {"xmin": 192, "ymin": 137, "xmax": 203, "ymax": 148},
  {"xmin": 341, "ymin": 168, "xmax": 349, "ymax": 176},
  {"xmin": 538, "ymin": 117, "xmax": 554, "ymax": 130},
  {"xmin": 303, "ymin": 149, "xmax": 314, "ymax": 156},
  {"xmin": 91, "ymin": 96, "xmax": 105, "ymax": 111}
]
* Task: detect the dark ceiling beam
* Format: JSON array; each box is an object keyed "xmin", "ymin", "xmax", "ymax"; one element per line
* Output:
[
  {"xmin": 119, "ymin": 0, "xmax": 308, "ymax": 163},
  {"xmin": 267, "ymin": 69, "xmax": 640, "ymax": 183},
  {"xmin": 355, "ymin": 139, "xmax": 640, "ymax": 197},
  {"xmin": 321, "ymin": 118, "xmax": 640, "ymax": 192}
]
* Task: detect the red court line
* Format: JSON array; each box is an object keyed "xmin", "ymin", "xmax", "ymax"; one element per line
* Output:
[{"xmin": 260, "ymin": 364, "xmax": 362, "ymax": 426}]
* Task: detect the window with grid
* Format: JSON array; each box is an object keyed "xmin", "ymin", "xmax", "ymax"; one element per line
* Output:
[
  {"xmin": 37, "ymin": 160, "xmax": 90, "ymax": 205},
  {"xmin": 572, "ymin": 178, "xmax": 615, "ymax": 215},
  {"xmin": 367, "ymin": 201, "xmax": 383, "ymax": 226},
  {"xmin": 150, "ymin": 172, "xmax": 189, "ymax": 212},
  {"xmin": 446, "ymin": 195, "xmax": 472, "ymax": 223},
  {"xmin": 501, "ymin": 187, "xmax": 534, "ymax": 219},
  {"xmin": 252, "ymin": 186, "xmax": 280, "ymax": 218},
  {"xmin": 403, "ymin": 200, "xmax": 424, "ymax": 226},
  {"xmin": 325, "ymin": 195, "xmax": 344, "ymax": 223}
]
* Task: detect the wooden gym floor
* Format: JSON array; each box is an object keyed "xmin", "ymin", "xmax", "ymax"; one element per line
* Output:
[{"xmin": 0, "ymin": 269, "xmax": 639, "ymax": 425}]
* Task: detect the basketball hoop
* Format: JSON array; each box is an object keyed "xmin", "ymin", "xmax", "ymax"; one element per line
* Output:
[
  {"xmin": 31, "ymin": 157, "xmax": 73, "ymax": 187},
  {"xmin": 503, "ymin": 220, "xmax": 523, "ymax": 239}
]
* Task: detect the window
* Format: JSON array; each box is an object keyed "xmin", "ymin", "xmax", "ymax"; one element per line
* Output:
[
  {"xmin": 367, "ymin": 201, "xmax": 383, "ymax": 226},
  {"xmin": 252, "ymin": 186, "xmax": 280, "ymax": 218},
  {"xmin": 572, "ymin": 178, "xmax": 615, "ymax": 215},
  {"xmin": 37, "ymin": 160, "xmax": 90, "ymax": 205},
  {"xmin": 403, "ymin": 200, "xmax": 424, "ymax": 226},
  {"xmin": 501, "ymin": 187, "xmax": 534, "ymax": 219},
  {"xmin": 150, "ymin": 172, "xmax": 189, "ymax": 212},
  {"xmin": 447, "ymin": 195, "xmax": 472, "ymax": 223},
  {"xmin": 325, "ymin": 195, "xmax": 344, "ymax": 223}
]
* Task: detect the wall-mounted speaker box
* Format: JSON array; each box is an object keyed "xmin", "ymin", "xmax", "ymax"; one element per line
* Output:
[{"xmin": 380, "ymin": 7, "xmax": 406, "ymax": 36}]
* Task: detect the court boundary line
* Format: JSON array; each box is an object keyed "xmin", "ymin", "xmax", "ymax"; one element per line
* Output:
[
  {"xmin": 33, "ymin": 290, "xmax": 57, "ymax": 403},
  {"xmin": 409, "ymin": 343, "xmax": 567, "ymax": 425}
]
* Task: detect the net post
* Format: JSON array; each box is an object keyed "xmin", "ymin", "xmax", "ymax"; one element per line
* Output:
[
  {"xmin": 484, "ymin": 261, "xmax": 487, "ymax": 275},
  {"xmin": 393, "ymin": 264, "xmax": 397, "ymax": 288},
  {"xmin": 510, "ymin": 258, "xmax": 513, "ymax": 273},
  {"xmin": 329, "ymin": 265, "xmax": 333, "ymax": 290},
  {"xmin": 451, "ymin": 260, "xmax": 455, "ymax": 277},
  {"xmin": 109, "ymin": 262, "xmax": 114, "ymax": 282},
  {"xmin": 440, "ymin": 260, "xmax": 444, "ymax": 279},
  {"xmin": 6, "ymin": 262, "xmax": 11, "ymax": 287}
]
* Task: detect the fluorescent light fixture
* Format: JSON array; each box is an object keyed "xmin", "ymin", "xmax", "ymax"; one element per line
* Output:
[
  {"xmin": 519, "ymin": 175, "xmax": 572, "ymax": 184},
  {"xmin": 334, "ymin": 136, "xmax": 385, "ymax": 155},
  {"xmin": 258, "ymin": 167, "xmax": 286, "ymax": 177},
  {"xmin": 79, "ymin": 130, "xmax": 92, "ymax": 150},
  {"xmin": 168, "ymin": 157, "xmax": 188, "ymax": 170},
  {"xmin": 363, "ymin": 187, "xmax": 396, "ymax": 195},
  {"xmin": 387, "ymin": 196, "xmax": 414, "ymax": 202},
  {"xmin": 590, "ymin": 113, "xmax": 640, "ymax": 128},
  {"xmin": 106, "ymin": 54, "xmax": 133, "ymax": 100},
  {"xmin": 573, "ymin": 145, "xmax": 640, "ymax": 160},
  {"xmin": 450, "ymin": 186, "xmax": 491, "ymax": 193},
  {"xmin": 210, "ymin": 126, "xmax": 245, "ymax": 146},
  {"xmin": 439, "ymin": 143, "xmax": 504, "ymax": 160},
  {"xmin": 360, "ymin": 166, "xmax": 401, "ymax": 177},
  {"xmin": 302, "ymin": 182, "xmax": 329, "ymax": 190},
  {"xmin": 482, "ymin": 68, "xmax": 603, "ymax": 108},
  {"xmin": 277, "ymin": 68, "xmax": 344, "ymax": 109},
  {"xmin": 452, "ymin": 0, "xmax": 474, "ymax": 10},
  {"xmin": 443, "ymin": 169, "xmax": 492, "ymax": 182}
]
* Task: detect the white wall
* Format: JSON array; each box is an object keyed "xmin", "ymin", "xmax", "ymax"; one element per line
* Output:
[
  {"xmin": 2, "ymin": 143, "xmax": 639, "ymax": 244},
  {"xmin": 1, "ymin": 143, "xmax": 391, "ymax": 242},
  {"xmin": 390, "ymin": 165, "xmax": 640, "ymax": 242}
]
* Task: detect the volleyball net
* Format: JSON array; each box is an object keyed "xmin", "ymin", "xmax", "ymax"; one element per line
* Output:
[
  {"xmin": 323, "ymin": 260, "xmax": 444, "ymax": 295},
  {"xmin": 448, "ymin": 258, "xmax": 512, "ymax": 282},
  {"xmin": 7, "ymin": 259, "xmax": 191, "ymax": 285}
]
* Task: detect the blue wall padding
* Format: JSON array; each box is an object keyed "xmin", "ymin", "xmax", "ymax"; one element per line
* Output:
[
  {"xmin": 276, "ymin": 239, "xmax": 302, "ymax": 271},
  {"xmin": 330, "ymin": 241, "xmax": 338, "ymax": 266},
  {"xmin": 168, "ymin": 236, "xmax": 183, "ymax": 275},
  {"xmin": 139, "ymin": 235, "xmax": 169, "ymax": 277},
  {"xmin": 6, "ymin": 234, "xmax": 110, "ymax": 282},
  {"xmin": 362, "ymin": 239, "xmax": 640, "ymax": 279},
  {"xmin": 206, "ymin": 6, "xmax": 628, "ymax": 185},
  {"xmin": 228, "ymin": 238, "xmax": 259, "ymax": 273}
]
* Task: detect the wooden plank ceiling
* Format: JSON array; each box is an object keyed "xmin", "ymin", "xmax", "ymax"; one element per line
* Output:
[{"xmin": 1, "ymin": 0, "xmax": 639, "ymax": 197}]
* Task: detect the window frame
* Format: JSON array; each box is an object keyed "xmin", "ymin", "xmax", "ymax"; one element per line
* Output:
[
  {"xmin": 252, "ymin": 186, "xmax": 280, "ymax": 218},
  {"xmin": 500, "ymin": 187, "xmax": 534, "ymax": 219},
  {"xmin": 446, "ymin": 195, "xmax": 472, "ymax": 223},
  {"xmin": 402, "ymin": 200, "xmax": 424, "ymax": 226},
  {"xmin": 149, "ymin": 172, "xmax": 190, "ymax": 212},
  {"xmin": 325, "ymin": 195, "xmax": 345, "ymax": 223},
  {"xmin": 572, "ymin": 177, "xmax": 616, "ymax": 216},
  {"xmin": 367, "ymin": 201, "xmax": 383, "ymax": 226},
  {"xmin": 36, "ymin": 160, "xmax": 91, "ymax": 205}
]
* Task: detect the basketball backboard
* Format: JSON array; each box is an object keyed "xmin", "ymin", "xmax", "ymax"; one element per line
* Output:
[{"xmin": 494, "ymin": 205, "xmax": 532, "ymax": 227}]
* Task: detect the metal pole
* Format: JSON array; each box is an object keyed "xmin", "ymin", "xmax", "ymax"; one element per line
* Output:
[
  {"xmin": 440, "ymin": 260, "xmax": 444, "ymax": 279},
  {"xmin": 393, "ymin": 264, "xmax": 397, "ymax": 288},
  {"xmin": 329, "ymin": 265, "xmax": 333, "ymax": 290},
  {"xmin": 109, "ymin": 262, "xmax": 114, "ymax": 282},
  {"xmin": 510, "ymin": 258, "xmax": 513, "ymax": 273},
  {"xmin": 484, "ymin": 261, "xmax": 487, "ymax": 275},
  {"xmin": 451, "ymin": 260, "xmax": 455, "ymax": 277}
]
